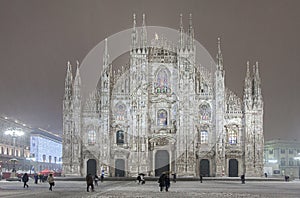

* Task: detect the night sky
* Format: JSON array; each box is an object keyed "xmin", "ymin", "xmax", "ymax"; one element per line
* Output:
[{"xmin": 0, "ymin": 0, "xmax": 299, "ymax": 141}]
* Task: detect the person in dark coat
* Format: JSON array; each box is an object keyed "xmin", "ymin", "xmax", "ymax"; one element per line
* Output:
[
  {"xmin": 158, "ymin": 174, "xmax": 166, "ymax": 192},
  {"xmin": 22, "ymin": 173, "xmax": 29, "ymax": 188},
  {"xmin": 172, "ymin": 173, "xmax": 176, "ymax": 183},
  {"xmin": 136, "ymin": 175, "xmax": 142, "ymax": 184},
  {"xmin": 165, "ymin": 174, "xmax": 171, "ymax": 192},
  {"xmin": 86, "ymin": 174, "xmax": 94, "ymax": 192},
  {"xmin": 240, "ymin": 174, "xmax": 245, "ymax": 184},
  {"xmin": 200, "ymin": 174, "xmax": 203, "ymax": 183},
  {"xmin": 34, "ymin": 173, "xmax": 38, "ymax": 184}
]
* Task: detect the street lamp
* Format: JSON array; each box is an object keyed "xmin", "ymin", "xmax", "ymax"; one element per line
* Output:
[{"xmin": 5, "ymin": 128, "xmax": 24, "ymax": 177}]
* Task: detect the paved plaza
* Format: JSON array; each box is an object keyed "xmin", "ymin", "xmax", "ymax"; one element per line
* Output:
[{"xmin": 0, "ymin": 179, "xmax": 299, "ymax": 198}]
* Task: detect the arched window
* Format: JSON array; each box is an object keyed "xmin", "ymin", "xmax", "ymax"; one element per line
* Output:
[
  {"xmin": 42, "ymin": 154, "xmax": 46, "ymax": 162},
  {"xmin": 157, "ymin": 109, "xmax": 168, "ymax": 126},
  {"xmin": 116, "ymin": 130, "xmax": 124, "ymax": 144},
  {"xmin": 200, "ymin": 130, "xmax": 208, "ymax": 144},
  {"xmin": 88, "ymin": 130, "xmax": 96, "ymax": 145},
  {"xmin": 199, "ymin": 104, "xmax": 211, "ymax": 120},
  {"xmin": 155, "ymin": 69, "xmax": 169, "ymax": 93},
  {"xmin": 115, "ymin": 103, "xmax": 126, "ymax": 121},
  {"xmin": 227, "ymin": 125, "xmax": 238, "ymax": 144}
]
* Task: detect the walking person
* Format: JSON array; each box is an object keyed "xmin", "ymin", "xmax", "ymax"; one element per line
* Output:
[
  {"xmin": 240, "ymin": 174, "xmax": 245, "ymax": 184},
  {"xmin": 22, "ymin": 173, "xmax": 29, "ymax": 188},
  {"xmin": 47, "ymin": 173, "xmax": 55, "ymax": 191},
  {"xmin": 158, "ymin": 174, "xmax": 165, "ymax": 192},
  {"xmin": 86, "ymin": 174, "xmax": 94, "ymax": 192},
  {"xmin": 172, "ymin": 173, "xmax": 176, "ymax": 183},
  {"xmin": 34, "ymin": 173, "xmax": 38, "ymax": 184},
  {"xmin": 200, "ymin": 174, "xmax": 203, "ymax": 183},
  {"xmin": 94, "ymin": 175, "xmax": 99, "ymax": 186},
  {"xmin": 165, "ymin": 174, "xmax": 171, "ymax": 192}
]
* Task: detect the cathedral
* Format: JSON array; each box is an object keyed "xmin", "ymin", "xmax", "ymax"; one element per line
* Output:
[{"xmin": 62, "ymin": 14, "xmax": 264, "ymax": 177}]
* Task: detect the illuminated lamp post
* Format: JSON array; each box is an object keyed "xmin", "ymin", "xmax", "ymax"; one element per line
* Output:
[
  {"xmin": 5, "ymin": 128, "xmax": 24, "ymax": 178},
  {"xmin": 294, "ymin": 153, "xmax": 300, "ymax": 179}
]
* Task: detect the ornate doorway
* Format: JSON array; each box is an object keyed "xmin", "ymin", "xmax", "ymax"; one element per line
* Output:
[
  {"xmin": 155, "ymin": 150, "xmax": 169, "ymax": 176},
  {"xmin": 200, "ymin": 159, "xmax": 210, "ymax": 177},
  {"xmin": 115, "ymin": 159, "xmax": 125, "ymax": 177},
  {"xmin": 87, "ymin": 159, "xmax": 97, "ymax": 176},
  {"xmin": 228, "ymin": 159, "xmax": 238, "ymax": 177}
]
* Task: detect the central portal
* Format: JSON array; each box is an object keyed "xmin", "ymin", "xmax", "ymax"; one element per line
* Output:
[{"xmin": 155, "ymin": 150, "xmax": 170, "ymax": 176}]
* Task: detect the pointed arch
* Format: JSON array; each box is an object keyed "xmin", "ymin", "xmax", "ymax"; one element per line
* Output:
[
  {"xmin": 199, "ymin": 103, "xmax": 211, "ymax": 120},
  {"xmin": 115, "ymin": 102, "xmax": 127, "ymax": 121},
  {"xmin": 154, "ymin": 68, "xmax": 170, "ymax": 93},
  {"xmin": 116, "ymin": 130, "xmax": 125, "ymax": 144},
  {"xmin": 157, "ymin": 109, "xmax": 168, "ymax": 126}
]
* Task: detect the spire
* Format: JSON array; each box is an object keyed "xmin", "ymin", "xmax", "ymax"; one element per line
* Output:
[
  {"xmin": 243, "ymin": 61, "xmax": 253, "ymax": 106},
  {"xmin": 216, "ymin": 37, "xmax": 223, "ymax": 70},
  {"xmin": 253, "ymin": 61, "xmax": 262, "ymax": 98},
  {"xmin": 131, "ymin": 13, "xmax": 138, "ymax": 50},
  {"xmin": 179, "ymin": 13, "xmax": 184, "ymax": 49},
  {"xmin": 73, "ymin": 61, "xmax": 81, "ymax": 98},
  {"xmin": 187, "ymin": 13, "xmax": 194, "ymax": 50},
  {"xmin": 64, "ymin": 61, "xmax": 73, "ymax": 100},
  {"xmin": 140, "ymin": 13, "xmax": 147, "ymax": 49},
  {"xmin": 103, "ymin": 38, "xmax": 109, "ymax": 67}
]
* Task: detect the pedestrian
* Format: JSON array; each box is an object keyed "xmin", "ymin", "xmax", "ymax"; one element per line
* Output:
[
  {"xmin": 94, "ymin": 175, "xmax": 99, "ymax": 186},
  {"xmin": 100, "ymin": 174, "xmax": 104, "ymax": 183},
  {"xmin": 264, "ymin": 173, "xmax": 268, "ymax": 178},
  {"xmin": 34, "ymin": 173, "xmax": 38, "ymax": 184},
  {"xmin": 39, "ymin": 174, "xmax": 43, "ymax": 183},
  {"xmin": 200, "ymin": 174, "xmax": 203, "ymax": 183},
  {"xmin": 22, "ymin": 173, "xmax": 29, "ymax": 188},
  {"xmin": 172, "ymin": 173, "xmax": 176, "ymax": 183},
  {"xmin": 47, "ymin": 173, "xmax": 55, "ymax": 191},
  {"xmin": 158, "ymin": 174, "xmax": 165, "ymax": 192},
  {"xmin": 140, "ymin": 174, "xmax": 145, "ymax": 185},
  {"xmin": 165, "ymin": 174, "xmax": 171, "ymax": 192},
  {"xmin": 284, "ymin": 175, "xmax": 289, "ymax": 182},
  {"xmin": 240, "ymin": 174, "xmax": 245, "ymax": 184},
  {"xmin": 136, "ymin": 175, "xmax": 141, "ymax": 184},
  {"xmin": 86, "ymin": 173, "xmax": 94, "ymax": 192}
]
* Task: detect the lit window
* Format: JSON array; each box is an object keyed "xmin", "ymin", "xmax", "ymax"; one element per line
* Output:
[
  {"xmin": 200, "ymin": 131, "xmax": 208, "ymax": 144},
  {"xmin": 88, "ymin": 130, "xmax": 96, "ymax": 145},
  {"xmin": 228, "ymin": 130, "xmax": 237, "ymax": 144}
]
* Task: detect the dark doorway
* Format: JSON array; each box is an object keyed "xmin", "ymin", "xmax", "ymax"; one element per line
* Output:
[
  {"xmin": 200, "ymin": 159, "xmax": 210, "ymax": 177},
  {"xmin": 155, "ymin": 150, "xmax": 169, "ymax": 176},
  {"xmin": 229, "ymin": 159, "xmax": 238, "ymax": 177},
  {"xmin": 115, "ymin": 159, "xmax": 125, "ymax": 177},
  {"xmin": 87, "ymin": 159, "xmax": 97, "ymax": 176}
]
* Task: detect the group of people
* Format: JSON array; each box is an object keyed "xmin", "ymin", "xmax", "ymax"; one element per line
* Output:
[
  {"xmin": 21, "ymin": 173, "xmax": 55, "ymax": 191},
  {"xmin": 158, "ymin": 173, "xmax": 171, "ymax": 191},
  {"xmin": 86, "ymin": 173, "xmax": 104, "ymax": 192}
]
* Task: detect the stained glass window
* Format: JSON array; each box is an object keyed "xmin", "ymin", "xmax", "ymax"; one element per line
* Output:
[
  {"xmin": 116, "ymin": 130, "xmax": 124, "ymax": 144},
  {"xmin": 200, "ymin": 130, "xmax": 208, "ymax": 144},
  {"xmin": 88, "ymin": 130, "xmax": 96, "ymax": 145},
  {"xmin": 157, "ymin": 109, "xmax": 168, "ymax": 126},
  {"xmin": 155, "ymin": 69, "xmax": 169, "ymax": 93},
  {"xmin": 115, "ymin": 103, "xmax": 126, "ymax": 121},
  {"xmin": 199, "ymin": 104, "xmax": 211, "ymax": 120}
]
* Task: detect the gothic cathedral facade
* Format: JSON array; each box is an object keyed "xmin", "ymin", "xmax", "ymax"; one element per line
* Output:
[{"xmin": 62, "ymin": 14, "xmax": 264, "ymax": 177}]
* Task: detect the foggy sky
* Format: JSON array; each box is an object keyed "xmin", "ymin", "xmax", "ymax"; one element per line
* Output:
[{"xmin": 0, "ymin": 0, "xmax": 299, "ymax": 141}]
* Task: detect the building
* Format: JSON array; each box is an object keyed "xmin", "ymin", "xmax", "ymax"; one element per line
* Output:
[
  {"xmin": 62, "ymin": 14, "xmax": 264, "ymax": 177},
  {"xmin": 0, "ymin": 115, "xmax": 31, "ymax": 173},
  {"xmin": 30, "ymin": 128, "xmax": 62, "ymax": 172},
  {"xmin": 264, "ymin": 139, "xmax": 300, "ymax": 178}
]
